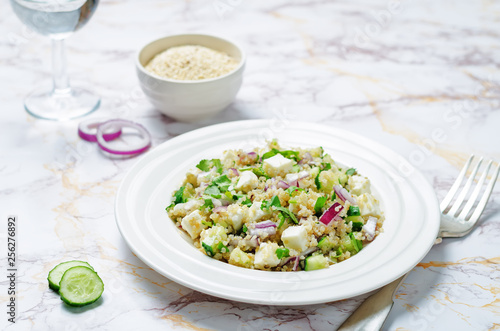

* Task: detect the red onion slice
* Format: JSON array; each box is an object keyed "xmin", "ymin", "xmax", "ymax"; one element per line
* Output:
[
  {"xmin": 96, "ymin": 119, "xmax": 151, "ymax": 156},
  {"xmin": 254, "ymin": 220, "xmax": 277, "ymax": 229},
  {"xmin": 249, "ymin": 220, "xmax": 277, "ymax": 237},
  {"xmin": 229, "ymin": 168, "xmax": 239, "ymax": 176},
  {"xmin": 319, "ymin": 202, "xmax": 344, "ymax": 226},
  {"xmin": 213, "ymin": 206, "xmax": 228, "ymax": 213},
  {"xmin": 334, "ymin": 185, "xmax": 357, "ymax": 205},
  {"xmin": 277, "ymin": 180, "xmax": 290, "ymax": 189},
  {"xmin": 363, "ymin": 217, "xmax": 377, "ymax": 241},
  {"xmin": 292, "ymin": 256, "xmax": 300, "ymax": 271},
  {"xmin": 78, "ymin": 118, "xmax": 122, "ymax": 142},
  {"xmin": 298, "ymin": 152, "xmax": 312, "ymax": 165}
]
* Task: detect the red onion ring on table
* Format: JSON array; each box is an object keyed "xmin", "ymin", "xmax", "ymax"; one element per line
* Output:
[
  {"xmin": 78, "ymin": 118, "xmax": 122, "ymax": 142},
  {"xmin": 96, "ymin": 119, "xmax": 151, "ymax": 155}
]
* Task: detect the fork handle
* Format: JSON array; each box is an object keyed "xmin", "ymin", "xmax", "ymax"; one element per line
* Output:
[{"xmin": 337, "ymin": 274, "xmax": 407, "ymax": 331}]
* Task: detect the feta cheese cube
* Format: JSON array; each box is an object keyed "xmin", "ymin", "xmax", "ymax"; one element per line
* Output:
[
  {"xmin": 226, "ymin": 204, "xmax": 246, "ymax": 231},
  {"xmin": 181, "ymin": 210, "xmax": 208, "ymax": 239},
  {"xmin": 235, "ymin": 170, "xmax": 259, "ymax": 192},
  {"xmin": 357, "ymin": 193, "xmax": 382, "ymax": 217},
  {"xmin": 174, "ymin": 199, "xmax": 201, "ymax": 212},
  {"xmin": 247, "ymin": 201, "xmax": 268, "ymax": 222},
  {"xmin": 254, "ymin": 242, "xmax": 281, "ymax": 269},
  {"xmin": 263, "ymin": 154, "xmax": 294, "ymax": 177},
  {"xmin": 281, "ymin": 226, "xmax": 308, "ymax": 252},
  {"xmin": 348, "ymin": 175, "xmax": 371, "ymax": 196}
]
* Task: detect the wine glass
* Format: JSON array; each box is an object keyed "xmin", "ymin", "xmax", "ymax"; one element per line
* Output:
[{"xmin": 11, "ymin": 0, "xmax": 100, "ymax": 121}]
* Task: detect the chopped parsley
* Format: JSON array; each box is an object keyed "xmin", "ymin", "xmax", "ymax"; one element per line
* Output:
[
  {"xmin": 261, "ymin": 196, "xmax": 281, "ymax": 210},
  {"xmin": 285, "ymin": 186, "xmax": 304, "ymax": 196},
  {"xmin": 202, "ymin": 220, "xmax": 213, "ymax": 227},
  {"xmin": 277, "ymin": 213, "xmax": 286, "ymax": 229},
  {"xmin": 275, "ymin": 247, "xmax": 290, "ymax": 259},
  {"xmin": 346, "ymin": 168, "xmax": 356, "ymax": 176},
  {"xmin": 213, "ymin": 175, "xmax": 231, "ymax": 192},
  {"xmin": 204, "ymin": 184, "xmax": 221, "ymax": 198},
  {"xmin": 167, "ymin": 186, "xmax": 187, "ymax": 209},
  {"xmin": 261, "ymin": 148, "xmax": 300, "ymax": 161},
  {"xmin": 241, "ymin": 198, "xmax": 252, "ymax": 207},
  {"xmin": 275, "ymin": 207, "xmax": 298, "ymax": 224},
  {"xmin": 200, "ymin": 198, "xmax": 214, "ymax": 211},
  {"xmin": 196, "ymin": 159, "xmax": 223, "ymax": 174},
  {"xmin": 242, "ymin": 224, "xmax": 248, "ymax": 233},
  {"xmin": 252, "ymin": 166, "xmax": 270, "ymax": 179}
]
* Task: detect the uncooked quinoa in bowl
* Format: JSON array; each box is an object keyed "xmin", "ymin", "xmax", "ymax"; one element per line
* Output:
[
  {"xmin": 166, "ymin": 140, "xmax": 384, "ymax": 272},
  {"xmin": 145, "ymin": 45, "xmax": 239, "ymax": 81}
]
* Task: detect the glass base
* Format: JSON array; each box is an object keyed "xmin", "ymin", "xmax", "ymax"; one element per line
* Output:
[{"xmin": 25, "ymin": 85, "xmax": 100, "ymax": 121}]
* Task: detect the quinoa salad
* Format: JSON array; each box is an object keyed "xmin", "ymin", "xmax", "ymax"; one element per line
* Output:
[{"xmin": 166, "ymin": 141, "xmax": 384, "ymax": 272}]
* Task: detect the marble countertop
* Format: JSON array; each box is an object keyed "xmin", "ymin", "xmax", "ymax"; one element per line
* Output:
[{"xmin": 1, "ymin": 0, "xmax": 499, "ymax": 330}]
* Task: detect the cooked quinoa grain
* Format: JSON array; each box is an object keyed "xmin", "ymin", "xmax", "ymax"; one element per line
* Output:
[{"xmin": 166, "ymin": 141, "xmax": 384, "ymax": 271}]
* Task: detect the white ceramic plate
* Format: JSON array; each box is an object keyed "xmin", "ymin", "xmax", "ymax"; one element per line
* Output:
[{"xmin": 115, "ymin": 120, "xmax": 440, "ymax": 305}]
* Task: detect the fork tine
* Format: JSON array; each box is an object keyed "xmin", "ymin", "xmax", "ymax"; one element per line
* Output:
[
  {"xmin": 448, "ymin": 157, "xmax": 483, "ymax": 216},
  {"xmin": 440, "ymin": 155, "xmax": 474, "ymax": 212},
  {"xmin": 458, "ymin": 160, "xmax": 492, "ymax": 220},
  {"xmin": 467, "ymin": 162, "xmax": 500, "ymax": 226}
]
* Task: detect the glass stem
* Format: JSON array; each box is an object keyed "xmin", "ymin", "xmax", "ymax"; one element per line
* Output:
[{"xmin": 52, "ymin": 38, "xmax": 70, "ymax": 93}]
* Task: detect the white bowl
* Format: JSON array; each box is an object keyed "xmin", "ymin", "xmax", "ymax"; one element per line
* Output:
[{"xmin": 136, "ymin": 34, "xmax": 246, "ymax": 122}]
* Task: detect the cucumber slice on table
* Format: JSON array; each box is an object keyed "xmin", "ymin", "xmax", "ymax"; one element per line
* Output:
[
  {"xmin": 48, "ymin": 260, "xmax": 94, "ymax": 291},
  {"xmin": 59, "ymin": 266, "xmax": 104, "ymax": 307}
]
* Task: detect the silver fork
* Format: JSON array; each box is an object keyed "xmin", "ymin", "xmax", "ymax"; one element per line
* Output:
[{"xmin": 338, "ymin": 155, "xmax": 500, "ymax": 331}]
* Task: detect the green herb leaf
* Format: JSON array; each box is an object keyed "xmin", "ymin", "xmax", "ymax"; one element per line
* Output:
[
  {"xmin": 262, "ymin": 149, "xmax": 278, "ymax": 160},
  {"xmin": 315, "ymin": 172, "xmax": 322, "ymax": 189},
  {"xmin": 204, "ymin": 184, "xmax": 221, "ymax": 198},
  {"xmin": 202, "ymin": 220, "xmax": 213, "ymax": 227},
  {"xmin": 292, "ymin": 164, "xmax": 300, "ymax": 173},
  {"xmin": 260, "ymin": 200, "xmax": 269, "ymax": 210},
  {"xmin": 275, "ymin": 247, "xmax": 290, "ymax": 259},
  {"xmin": 270, "ymin": 195, "xmax": 281, "ymax": 208},
  {"xmin": 252, "ymin": 167, "xmax": 269, "ymax": 179},
  {"xmin": 200, "ymin": 199, "xmax": 214, "ymax": 211},
  {"xmin": 322, "ymin": 163, "xmax": 332, "ymax": 171},
  {"xmin": 285, "ymin": 186, "xmax": 304, "ymax": 196},
  {"xmin": 202, "ymin": 242, "xmax": 214, "ymax": 257},
  {"xmin": 314, "ymin": 196, "xmax": 327, "ymax": 215},
  {"xmin": 173, "ymin": 186, "xmax": 186, "ymax": 204},
  {"xmin": 346, "ymin": 168, "xmax": 356, "ymax": 176},
  {"xmin": 196, "ymin": 159, "xmax": 211, "ymax": 172},
  {"xmin": 242, "ymin": 224, "xmax": 248, "ymax": 233},
  {"xmin": 212, "ymin": 159, "xmax": 223, "ymax": 174},
  {"xmin": 262, "ymin": 148, "xmax": 300, "ymax": 161},
  {"xmin": 332, "ymin": 191, "xmax": 336, "ymax": 200},
  {"xmin": 196, "ymin": 159, "xmax": 223, "ymax": 173},
  {"xmin": 241, "ymin": 198, "xmax": 252, "ymax": 207},
  {"xmin": 214, "ymin": 175, "xmax": 231, "ymax": 192},
  {"xmin": 278, "ymin": 213, "xmax": 286, "ymax": 228},
  {"xmin": 275, "ymin": 207, "xmax": 298, "ymax": 224},
  {"xmin": 347, "ymin": 206, "xmax": 360, "ymax": 216}
]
